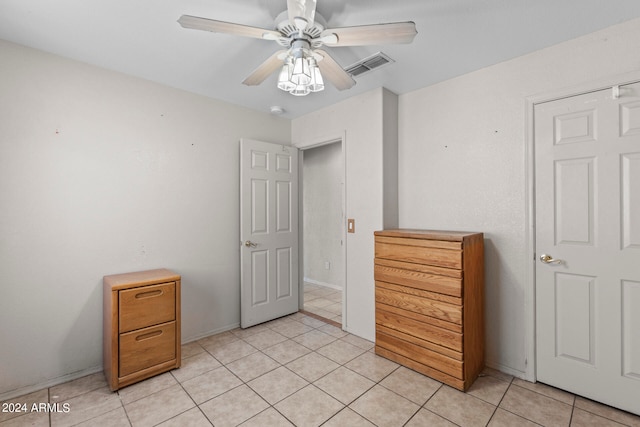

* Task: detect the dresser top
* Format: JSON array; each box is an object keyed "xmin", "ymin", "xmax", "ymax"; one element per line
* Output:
[
  {"xmin": 103, "ymin": 268, "xmax": 180, "ymax": 290},
  {"xmin": 375, "ymin": 229, "xmax": 483, "ymax": 241}
]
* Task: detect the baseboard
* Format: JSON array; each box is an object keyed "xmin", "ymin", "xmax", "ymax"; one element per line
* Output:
[
  {"xmin": 303, "ymin": 278, "xmax": 342, "ymax": 291},
  {"xmin": 0, "ymin": 323, "xmax": 242, "ymax": 401},
  {"xmin": 0, "ymin": 365, "xmax": 104, "ymax": 401},
  {"xmin": 181, "ymin": 323, "xmax": 240, "ymax": 344},
  {"xmin": 485, "ymin": 359, "xmax": 528, "ymax": 381}
]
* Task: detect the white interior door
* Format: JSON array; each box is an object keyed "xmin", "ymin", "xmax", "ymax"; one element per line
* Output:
[
  {"xmin": 535, "ymin": 82, "xmax": 640, "ymax": 415},
  {"xmin": 240, "ymin": 139, "xmax": 299, "ymax": 328}
]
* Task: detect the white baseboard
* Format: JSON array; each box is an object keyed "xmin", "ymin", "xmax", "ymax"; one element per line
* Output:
[
  {"xmin": 303, "ymin": 278, "xmax": 342, "ymax": 291},
  {"xmin": 181, "ymin": 323, "xmax": 240, "ymax": 344},
  {"xmin": 0, "ymin": 365, "xmax": 104, "ymax": 401},
  {"xmin": 485, "ymin": 359, "xmax": 528, "ymax": 381},
  {"xmin": 0, "ymin": 323, "xmax": 242, "ymax": 402}
]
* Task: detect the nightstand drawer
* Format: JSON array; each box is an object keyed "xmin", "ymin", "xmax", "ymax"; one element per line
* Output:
[
  {"xmin": 119, "ymin": 322, "xmax": 176, "ymax": 377},
  {"xmin": 119, "ymin": 282, "xmax": 176, "ymax": 333}
]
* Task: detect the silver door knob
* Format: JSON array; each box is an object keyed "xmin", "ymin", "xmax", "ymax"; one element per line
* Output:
[
  {"xmin": 244, "ymin": 240, "xmax": 258, "ymax": 248},
  {"xmin": 540, "ymin": 254, "xmax": 563, "ymax": 264}
]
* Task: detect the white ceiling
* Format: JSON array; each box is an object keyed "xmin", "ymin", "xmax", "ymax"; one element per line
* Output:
[{"xmin": 2, "ymin": 0, "xmax": 640, "ymax": 118}]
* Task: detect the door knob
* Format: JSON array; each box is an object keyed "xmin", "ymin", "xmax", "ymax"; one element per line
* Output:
[
  {"xmin": 244, "ymin": 240, "xmax": 258, "ymax": 248},
  {"xmin": 540, "ymin": 254, "xmax": 563, "ymax": 264}
]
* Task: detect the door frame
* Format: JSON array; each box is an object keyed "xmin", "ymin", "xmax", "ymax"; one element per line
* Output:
[
  {"xmin": 294, "ymin": 132, "xmax": 347, "ymax": 327},
  {"xmin": 524, "ymin": 69, "xmax": 640, "ymax": 382}
]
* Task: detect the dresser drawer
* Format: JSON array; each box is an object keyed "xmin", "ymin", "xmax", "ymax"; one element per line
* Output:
[
  {"xmin": 119, "ymin": 322, "xmax": 176, "ymax": 377},
  {"xmin": 376, "ymin": 330, "xmax": 464, "ymax": 380},
  {"xmin": 375, "ymin": 239, "xmax": 462, "ymax": 269},
  {"xmin": 119, "ymin": 282, "xmax": 176, "ymax": 333},
  {"xmin": 375, "ymin": 261, "xmax": 462, "ymax": 297},
  {"xmin": 376, "ymin": 307, "xmax": 463, "ymax": 352},
  {"xmin": 375, "ymin": 285, "xmax": 462, "ymax": 325}
]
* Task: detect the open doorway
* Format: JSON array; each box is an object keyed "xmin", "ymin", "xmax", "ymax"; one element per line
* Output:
[{"xmin": 301, "ymin": 141, "xmax": 344, "ymax": 325}]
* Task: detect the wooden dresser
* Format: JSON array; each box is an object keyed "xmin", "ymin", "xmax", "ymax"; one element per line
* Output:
[
  {"xmin": 374, "ymin": 229, "xmax": 484, "ymax": 391},
  {"xmin": 103, "ymin": 268, "xmax": 181, "ymax": 391}
]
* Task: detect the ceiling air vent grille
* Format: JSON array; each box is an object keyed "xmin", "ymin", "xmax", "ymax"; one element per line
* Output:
[{"xmin": 344, "ymin": 52, "xmax": 394, "ymax": 77}]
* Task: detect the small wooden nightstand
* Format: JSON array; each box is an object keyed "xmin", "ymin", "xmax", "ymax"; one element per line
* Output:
[{"xmin": 103, "ymin": 268, "xmax": 181, "ymax": 391}]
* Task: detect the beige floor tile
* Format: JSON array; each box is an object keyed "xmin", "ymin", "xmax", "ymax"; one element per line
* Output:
[
  {"xmin": 156, "ymin": 407, "xmax": 211, "ymax": 427},
  {"xmin": 292, "ymin": 330, "xmax": 337, "ymax": 350},
  {"xmin": 117, "ymin": 372, "xmax": 177, "ymax": 405},
  {"xmin": 247, "ymin": 366, "xmax": 308, "ymax": 405},
  {"xmin": 239, "ymin": 408, "xmax": 294, "ymax": 426},
  {"xmin": 314, "ymin": 367, "xmax": 375, "ymax": 405},
  {"xmin": 0, "ymin": 411, "xmax": 50, "ymax": 427},
  {"xmin": 322, "ymin": 407, "xmax": 376, "ymax": 427},
  {"xmin": 181, "ymin": 341, "xmax": 205, "ymax": 359},
  {"xmin": 270, "ymin": 320, "xmax": 314, "ymax": 338},
  {"xmin": 124, "ymin": 384, "xmax": 195, "ymax": 427},
  {"xmin": 481, "ymin": 367, "xmax": 514, "ymax": 384},
  {"xmin": 340, "ymin": 334, "xmax": 374, "ymax": 351},
  {"xmin": 226, "ymin": 352, "xmax": 279, "ymax": 382},
  {"xmin": 571, "ymin": 408, "xmax": 629, "ymax": 427},
  {"xmin": 171, "ymin": 352, "xmax": 222, "ymax": 383},
  {"xmin": 488, "ymin": 408, "xmax": 539, "ymax": 426},
  {"xmin": 274, "ymin": 385, "xmax": 344, "ymax": 427},
  {"xmin": 317, "ymin": 339, "xmax": 367, "ymax": 364},
  {"xmin": 574, "ymin": 396, "xmax": 640, "ymax": 426},
  {"xmin": 204, "ymin": 339, "xmax": 257, "ymax": 365},
  {"xmin": 305, "ymin": 298, "xmax": 334, "ymax": 308},
  {"xmin": 499, "ymin": 384, "xmax": 572, "ymax": 427},
  {"xmin": 425, "ymin": 385, "xmax": 496, "ymax": 427},
  {"xmin": 197, "ymin": 331, "xmax": 238, "ymax": 350},
  {"xmin": 317, "ymin": 324, "xmax": 348, "ymax": 338},
  {"xmin": 181, "ymin": 366, "xmax": 242, "ymax": 404},
  {"xmin": 380, "ymin": 366, "xmax": 441, "ymax": 405},
  {"xmin": 466, "ymin": 374, "xmax": 511, "ymax": 405},
  {"xmin": 49, "ymin": 372, "xmax": 107, "ymax": 401},
  {"xmin": 324, "ymin": 302, "xmax": 342, "ymax": 315},
  {"xmin": 199, "ymin": 385, "xmax": 268, "ymax": 427},
  {"xmin": 242, "ymin": 329, "xmax": 288, "ymax": 350},
  {"xmin": 286, "ymin": 352, "xmax": 340, "ymax": 382},
  {"xmin": 0, "ymin": 388, "xmax": 49, "ymax": 423},
  {"xmin": 230, "ymin": 324, "xmax": 270, "ymax": 339},
  {"xmin": 405, "ymin": 408, "xmax": 458, "ymax": 427},
  {"xmin": 262, "ymin": 339, "xmax": 311, "ymax": 364},
  {"xmin": 513, "ymin": 378, "xmax": 575, "ymax": 405},
  {"xmin": 350, "ymin": 384, "xmax": 419, "ymax": 427},
  {"xmin": 51, "ymin": 386, "xmax": 122, "ymax": 427},
  {"xmin": 299, "ymin": 316, "xmax": 328, "ymax": 328},
  {"xmin": 75, "ymin": 406, "xmax": 131, "ymax": 427},
  {"xmin": 345, "ymin": 352, "xmax": 399, "ymax": 382}
]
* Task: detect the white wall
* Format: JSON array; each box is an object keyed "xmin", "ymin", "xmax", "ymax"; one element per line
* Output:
[
  {"xmin": 292, "ymin": 88, "xmax": 398, "ymax": 341},
  {"xmin": 0, "ymin": 40, "xmax": 290, "ymax": 398},
  {"xmin": 398, "ymin": 17, "xmax": 640, "ymax": 377},
  {"xmin": 302, "ymin": 142, "xmax": 344, "ymax": 289}
]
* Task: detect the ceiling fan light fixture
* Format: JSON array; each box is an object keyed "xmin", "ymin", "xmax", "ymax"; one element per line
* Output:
[{"xmin": 278, "ymin": 41, "xmax": 324, "ymax": 96}]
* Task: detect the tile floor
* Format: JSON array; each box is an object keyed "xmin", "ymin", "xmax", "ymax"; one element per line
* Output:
[
  {"xmin": 302, "ymin": 282, "xmax": 342, "ymax": 325},
  {"xmin": 2, "ymin": 313, "xmax": 639, "ymax": 427}
]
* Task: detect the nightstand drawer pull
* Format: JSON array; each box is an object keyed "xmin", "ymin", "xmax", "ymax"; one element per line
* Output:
[
  {"xmin": 136, "ymin": 330, "xmax": 163, "ymax": 341},
  {"xmin": 135, "ymin": 289, "xmax": 163, "ymax": 299}
]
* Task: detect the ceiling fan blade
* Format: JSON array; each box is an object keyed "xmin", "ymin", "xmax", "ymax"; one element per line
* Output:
[
  {"xmin": 287, "ymin": 0, "xmax": 317, "ymax": 31},
  {"xmin": 242, "ymin": 50, "xmax": 287, "ymax": 86},
  {"xmin": 315, "ymin": 50, "xmax": 355, "ymax": 91},
  {"xmin": 321, "ymin": 22, "xmax": 417, "ymax": 46},
  {"xmin": 178, "ymin": 15, "xmax": 281, "ymax": 40}
]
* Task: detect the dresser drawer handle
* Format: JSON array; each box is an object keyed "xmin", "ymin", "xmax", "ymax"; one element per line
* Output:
[
  {"xmin": 135, "ymin": 289, "xmax": 163, "ymax": 299},
  {"xmin": 135, "ymin": 330, "xmax": 163, "ymax": 341}
]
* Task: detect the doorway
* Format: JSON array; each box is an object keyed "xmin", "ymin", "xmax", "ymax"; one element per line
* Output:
[{"xmin": 300, "ymin": 140, "xmax": 345, "ymax": 325}]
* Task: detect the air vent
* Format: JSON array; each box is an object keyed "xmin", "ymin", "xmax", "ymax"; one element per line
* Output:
[{"xmin": 344, "ymin": 52, "xmax": 394, "ymax": 77}]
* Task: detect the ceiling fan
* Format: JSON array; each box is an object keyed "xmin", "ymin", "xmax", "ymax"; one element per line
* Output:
[{"xmin": 178, "ymin": 0, "xmax": 417, "ymax": 96}]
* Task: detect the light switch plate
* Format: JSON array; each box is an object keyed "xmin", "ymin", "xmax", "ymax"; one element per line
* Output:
[{"xmin": 347, "ymin": 219, "xmax": 355, "ymax": 233}]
